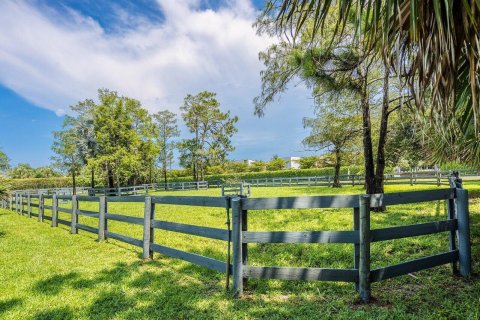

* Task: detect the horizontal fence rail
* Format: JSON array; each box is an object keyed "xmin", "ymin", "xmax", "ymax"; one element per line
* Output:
[{"xmin": 7, "ymin": 178, "xmax": 472, "ymax": 302}]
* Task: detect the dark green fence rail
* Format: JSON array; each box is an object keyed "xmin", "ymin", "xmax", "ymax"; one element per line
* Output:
[{"xmin": 7, "ymin": 183, "xmax": 471, "ymax": 302}]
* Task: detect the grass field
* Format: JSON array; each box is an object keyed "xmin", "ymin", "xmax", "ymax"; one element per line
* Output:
[{"xmin": 1, "ymin": 183, "xmax": 479, "ymax": 319}]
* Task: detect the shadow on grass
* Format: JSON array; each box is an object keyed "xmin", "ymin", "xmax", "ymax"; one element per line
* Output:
[
  {"xmin": 33, "ymin": 272, "xmax": 80, "ymax": 295},
  {"xmin": 32, "ymin": 307, "xmax": 74, "ymax": 320},
  {"xmin": 0, "ymin": 298, "xmax": 23, "ymax": 315}
]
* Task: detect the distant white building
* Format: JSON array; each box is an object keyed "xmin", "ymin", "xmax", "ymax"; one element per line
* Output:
[
  {"xmin": 283, "ymin": 157, "xmax": 301, "ymax": 170},
  {"xmin": 243, "ymin": 159, "xmax": 256, "ymax": 166}
]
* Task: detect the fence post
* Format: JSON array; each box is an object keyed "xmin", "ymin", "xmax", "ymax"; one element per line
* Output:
[
  {"xmin": 38, "ymin": 194, "xmax": 44, "ymax": 222},
  {"xmin": 456, "ymin": 188, "xmax": 471, "ymax": 278},
  {"xmin": 358, "ymin": 194, "xmax": 371, "ymax": 302},
  {"xmin": 20, "ymin": 194, "xmax": 23, "ymax": 215},
  {"xmin": 98, "ymin": 196, "xmax": 107, "ymax": 241},
  {"xmin": 71, "ymin": 195, "xmax": 78, "ymax": 234},
  {"xmin": 446, "ymin": 197, "xmax": 458, "ymax": 273},
  {"xmin": 9, "ymin": 195, "xmax": 12, "ymax": 210},
  {"xmin": 51, "ymin": 194, "xmax": 58, "ymax": 227},
  {"xmin": 142, "ymin": 196, "xmax": 155, "ymax": 259},
  {"xmin": 231, "ymin": 196, "xmax": 245, "ymax": 296},
  {"xmin": 353, "ymin": 207, "xmax": 360, "ymax": 291},
  {"xmin": 27, "ymin": 194, "xmax": 31, "ymax": 218}
]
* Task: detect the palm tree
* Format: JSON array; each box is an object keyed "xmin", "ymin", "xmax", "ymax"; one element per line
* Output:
[{"xmin": 264, "ymin": 0, "xmax": 480, "ymax": 165}]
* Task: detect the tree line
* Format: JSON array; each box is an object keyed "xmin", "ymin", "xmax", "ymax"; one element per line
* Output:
[{"xmin": 51, "ymin": 89, "xmax": 238, "ymax": 193}]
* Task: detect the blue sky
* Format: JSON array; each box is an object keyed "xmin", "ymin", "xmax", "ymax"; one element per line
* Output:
[{"xmin": 0, "ymin": 0, "xmax": 316, "ymax": 168}]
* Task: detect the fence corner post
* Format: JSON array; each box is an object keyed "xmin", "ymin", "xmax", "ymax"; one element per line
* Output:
[
  {"xmin": 51, "ymin": 194, "xmax": 58, "ymax": 227},
  {"xmin": 358, "ymin": 194, "xmax": 371, "ymax": 302},
  {"xmin": 142, "ymin": 196, "xmax": 154, "ymax": 259},
  {"xmin": 98, "ymin": 196, "xmax": 107, "ymax": 241},
  {"xmin": 71, "ymin": 195, "xmax": 78, "ymax": 234},
  {"xmin": 456, "ymin": 188, "xmax": 471, "ymax": 278},
  {"xmin": 232, "ymin": 196, "xmax": 245, "ymax": 297}
]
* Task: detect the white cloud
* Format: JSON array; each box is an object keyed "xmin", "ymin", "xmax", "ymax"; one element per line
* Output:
[
  {"xmin": 0, "ymin": 0, "xmax": 269, "ymax": 113},
  {"xmin": 0, "ymin": 0, "xmax": 316, "ymax": 160}
]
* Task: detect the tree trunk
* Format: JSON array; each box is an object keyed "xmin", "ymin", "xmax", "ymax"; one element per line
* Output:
[
  {"xmin": 107, "ymin": 165, "xmax": 114, "ymax": 189},
  {"xmin": 374, "ymin": 66, "xmax": 390, "ymax": 195},
  {"xmin": 91, "ymin": 168, "xmax": 95, "ymax": 189},
  {"xmin": 163, "ymin": 164, "xmax": 168, "ymax": 189},
  {"xmin": 333, "ymin": 148, "xmax": 342, "ymax": 188},
  {"xmin": 72, "ymin": 170, "xmax": 77, "ymax": 195},
  {"xmin": 359, "ymin": 66, "xmax": 376, "ymax": 194}
]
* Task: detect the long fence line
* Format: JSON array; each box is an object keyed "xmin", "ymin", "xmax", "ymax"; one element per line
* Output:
[
  {"xmin": 12, "ymin": 170, "xmax": 479, "ymax": 197},
  {"xmin": 1, "ymin": 176, "xmax": 472, "ymax": 302}
]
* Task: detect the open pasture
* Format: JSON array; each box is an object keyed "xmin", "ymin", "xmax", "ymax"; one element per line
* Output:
[{"xmin": 1, "ymin": 184, "xmax": 479, "ymax": 319}]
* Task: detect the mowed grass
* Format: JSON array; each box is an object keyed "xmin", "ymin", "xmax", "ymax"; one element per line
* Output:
[{"xmin": 0, "ymin": 183, "xmax": 479, "ymax": 319}]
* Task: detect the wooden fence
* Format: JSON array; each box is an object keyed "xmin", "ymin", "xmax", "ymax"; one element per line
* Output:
[
  {"xmin": 6, "ymin": 185, "xmax": 471, "ymax": 302},
  {"xmin": 12, "ymin": 170, "xmax": 479, "ymax": 196},
  {"xmin": 154, "ymin": 181, "xmax": 208, "ymax": 191}
]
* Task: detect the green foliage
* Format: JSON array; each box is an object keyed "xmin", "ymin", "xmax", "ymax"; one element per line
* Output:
[
  {"xmin": 7, "ymin": 164, "xmax": 63, "ymax": 180},
  {"xmin": 89, "ymin": 89, "xmax": 158, "ymax": 187},
  {"xmin": 299, "ymin": 156, "xmax": 321, "ymax": 169},
  {"xmin": 0, "ymin": 176, "xmax": 10, "ymax": 198},
  {"xmin": 249, "ymin": 161, "xmax": 267, "ymax": 172},
  {"xmin": 266, "ymin": 155, "xmax": 286, "ymax": 171},
  {"xmin": 8, "ymin": 163, "xmax": 36, "ymax": 179},
  {"xmin": 153, "ymin": 110, "xmax": 180, "ymax": 184},
  {"xmin": 0, "ymin": 149, "xmax": 10, "ymax": 174},
  {"xmin": 179, "ymin": 91, "xmax": 238, "ymax": 180},
  {"xmin": 385, "ymin": 112, "xmax": 427, "ymax": 169},
  {"xmin": 52, "ymin": 123, "xmax": 85, "ymax": 189},
  {"xmin": 223, "ymin": 161, "xmax": 249, "ymax": 173}
]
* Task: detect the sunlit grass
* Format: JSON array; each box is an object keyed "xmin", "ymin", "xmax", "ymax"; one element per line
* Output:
[{"xmin": 1, "ymin": 184, "xmax": 479, "ymax": 319}]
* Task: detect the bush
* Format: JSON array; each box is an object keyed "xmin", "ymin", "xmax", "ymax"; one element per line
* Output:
[
  {"xmin": 9, "ymin": 175, "xmax": 100, "ymax": 190},
  {"xmin": 169, "ymin": 165, "xmax": 366, "ymax": 182}
]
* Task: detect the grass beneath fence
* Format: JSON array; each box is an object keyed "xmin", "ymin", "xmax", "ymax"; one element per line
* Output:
[{"xmin": 1, "ymin": 184, "xmax": 479, "ymax": 319}]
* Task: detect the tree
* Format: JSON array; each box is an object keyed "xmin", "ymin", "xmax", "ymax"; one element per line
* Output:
[
  {"xmin": 266, "ymin": 155, "xmax": 286, "ymax": 171},
  {"xmin": 91, "ymin": 89, "xmax": 157, "ymax": 188},
  {"xmin": 224, "ymin": 161, "xmax": 249, "ymax": 173},
  {"xmin": 255, "ymin": 9, "xmax": 402, "ymax": 194},
  {"xmin": 265, "ymin": 0, "xmax": 480, "ymax": 166},
  {"xmin": 299, "ymin": 156, "xmax": 320, "ymax": 169},
  {"xmin": 0, "ymin": 149, "xmax": 10, "ymax": 174},
  {"xmin": 303, "ymin": 94, "xmax": 362, "ymax": 187},
  {"xmin": 8, "ymin": 163, "xmax": 35, "ymax": 179},
  {"xmin": 0, "ymin": 176, "xmax": 10, "ymax": 200},
  {"xmin": 249, "ymin": 161, "xmax": 266, "ymax": 172},
  {"xmin": 180, "ymin": 91, "xmax": 238, "ymax": 181},
  {"xmin": 385, "ymin": 112, "xmax": 427, "ymax": 170},
  {"xmin": 51, "ymin": 127, "xmax": 83, "ymax": 194},
  {"xmin": 153, "ymin": 110, "xmax": 180, "ymax": 187},
  {"xmin": 34, "ymin": 166, "xmax": 62, "ymax": 178},
  {"xmin": 66, "ymin": 99, "xmax": 98, "ymax": 188}
]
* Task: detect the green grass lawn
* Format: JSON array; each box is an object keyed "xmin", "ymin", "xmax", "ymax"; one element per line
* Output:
[{"xmin": 1, "ymin": 184, "xmax": 479, "ymax": 319}]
